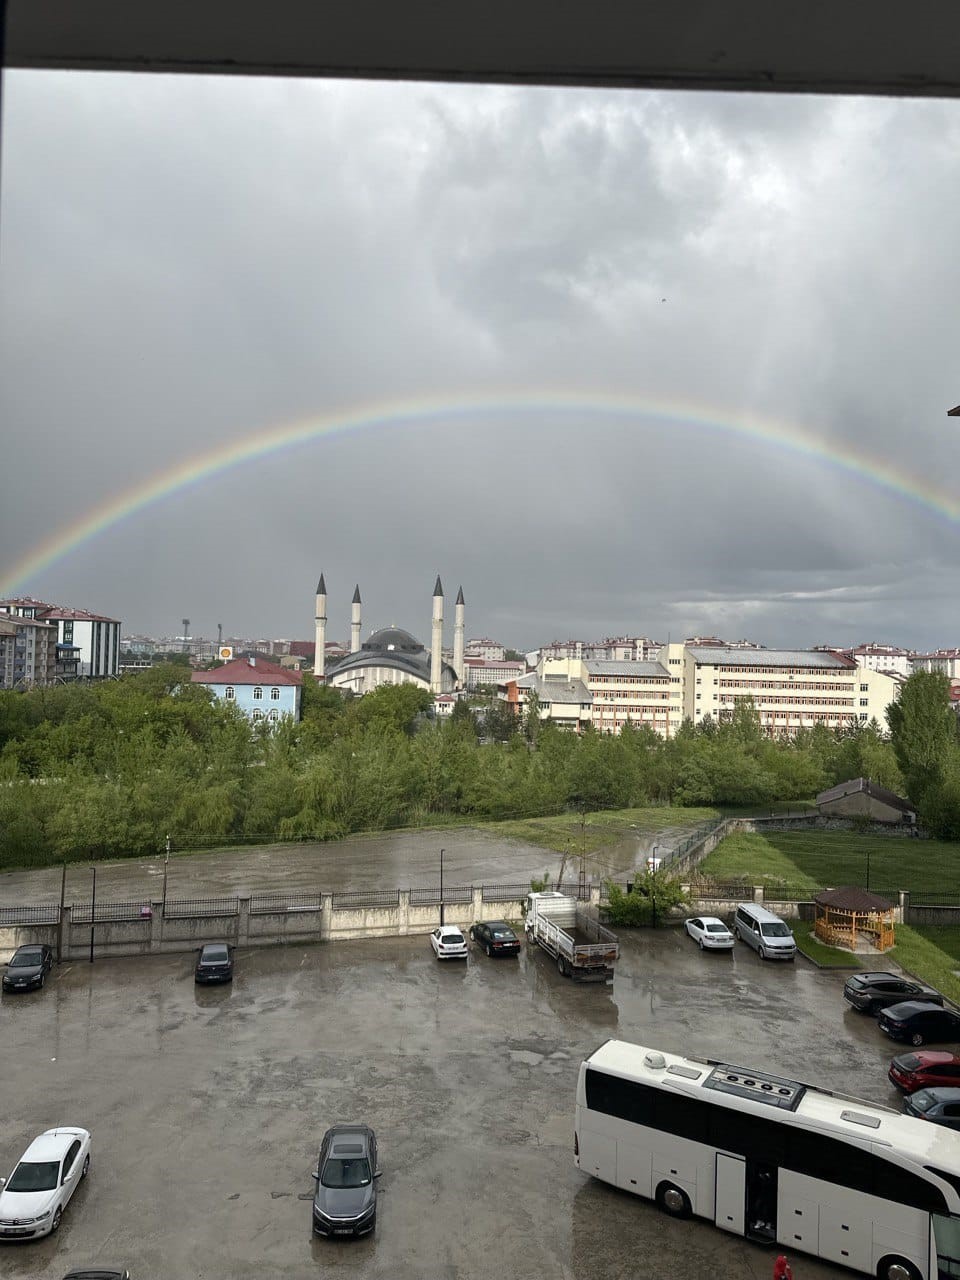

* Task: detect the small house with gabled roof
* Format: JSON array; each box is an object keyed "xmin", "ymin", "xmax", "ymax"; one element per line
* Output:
[
  {"xmin": 816, "ymin": 777, "xmax": 915, "ymax": 825},
  {"xmin": 192, "ymin": 653, "xmax": 302, "ymax": 723}
]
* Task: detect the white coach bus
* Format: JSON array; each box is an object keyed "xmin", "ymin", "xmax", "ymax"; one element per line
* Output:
[{"xmin": 575, "ymin": 1040, "xmax": 960, "ymax": 1280}]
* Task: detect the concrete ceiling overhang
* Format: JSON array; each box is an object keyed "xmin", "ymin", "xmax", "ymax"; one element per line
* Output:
[{"xmin": 4, "ymin": 0, "xmax": 960, "ymax": 98}]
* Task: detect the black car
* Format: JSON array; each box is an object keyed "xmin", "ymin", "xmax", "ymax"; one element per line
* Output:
[
  {"xmin": 194, "ymin": 943, "xmax": 233, "ymax": 984},
  {"xmin": 312, "ymin": 1124, "xmax": 380, "ymax": 1237},
  {"xmin": 903, "ymin": 1087, "xmax": 960, "ymax": 1129},
  {"xmin": 469, "ymin": 920, "xmax": 521, "ymax": 957},
  {"xmin": 2, "ymin": 944, "xmax": 54, "ymax": 993},
  {"xmin": 878, "ymin": 1001, "xmax": 960, "ymax": 1046},
  {"xmin": 843, "ymin": 971, "xmax": 943, "ymax": 1015}
]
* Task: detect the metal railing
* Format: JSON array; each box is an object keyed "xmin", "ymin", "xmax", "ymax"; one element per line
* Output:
[
  {"xmin": 0, "ymin": 904, "xmax": 60, "ymax": 926},
  {"xmin": 163, "ymin": 897, "xmax": 240, "ymax": 918},
  {"xmin": 481, "ymin": 882, "xmax": 531, "ymax": 902},
  {"xmin": 249, "ymin": 892, "xmax": 322, "ymax": 914},
  {"xmin": 409, "ymin": 884, "xmax": 473, "ymax": 906},
  {"xmin": 71, "ymin": 901, "xmax": 149, "ymax": 923},
  {"xmin": 331, "ymin": 889, "xmax": 400, "ymax": 910}
]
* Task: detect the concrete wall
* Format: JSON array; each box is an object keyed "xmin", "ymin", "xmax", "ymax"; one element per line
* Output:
[{"xmin": 0, "ymin": 885, "xmax": 568, "ymax": 963}]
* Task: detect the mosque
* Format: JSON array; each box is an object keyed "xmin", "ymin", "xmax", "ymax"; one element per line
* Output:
[{"xmin": 314, "ymin": 575, "xmax": 463, "ymax": 696}]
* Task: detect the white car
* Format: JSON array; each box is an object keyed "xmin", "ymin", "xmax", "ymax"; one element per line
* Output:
[
  {"xmin": 0, "ymin": 1127, "xmax": 91, "ymax": 1239},
  {"xmin": 430, "ymin": 926, "xmax": 468, "ymax": 960},
  {"xmin": 684, "ymin": 916, "xmax": 735, "ymax": 950}
]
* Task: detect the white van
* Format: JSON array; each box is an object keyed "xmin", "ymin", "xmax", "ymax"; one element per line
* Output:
[{"xmin": 733, "ymin": 903, "xmax": 796, "ymax": 961}]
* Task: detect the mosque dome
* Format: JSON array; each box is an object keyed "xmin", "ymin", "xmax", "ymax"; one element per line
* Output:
[{"xmin": 361, "ymin": 627, "xmax": 424, "ymax": 655}]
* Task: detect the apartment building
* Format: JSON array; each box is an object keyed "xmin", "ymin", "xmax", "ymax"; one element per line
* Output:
[
  {"xmin": 0, "ymin": 597, "xmax": 120, "ymax": 678},
  {"xmin": 675, "ymin": 644, "xmax": 899, "ymax": 734},
  {"xmin": 0, "ymin": 615, "xmax": 60, "ymax": 689},
  {"xmin": 505, "ymin": 643, "xmax": 900, "ymax": 738},
  {"xmin": 913, "ymin": 649, "xmax": 960, "ymax": 680}
]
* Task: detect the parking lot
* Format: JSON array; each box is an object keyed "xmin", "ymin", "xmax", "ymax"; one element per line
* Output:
[{"xmin": 0, "ymin": 928, "xmax": 916, "ymax": 1280}]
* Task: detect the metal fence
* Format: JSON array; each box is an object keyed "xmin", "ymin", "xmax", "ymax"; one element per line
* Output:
[
  {"xmin": 330, "ymin": 889, "xmax": 400, "ymax": 910},
  {"xmin": 71, "ymin": 901, "xmax": 149, "ymax": 924},
  {"xmin": 481, "ymin": 882, "xmax": 531, "ymax": 902},
  {"xmin": 163, "ymin": 897, "xmax": 240, "ymax": 918},
  {"xmin": 249, "ymin": 892, "xmax": 322, "ymax": 914},
  {"xmin": 409, "ymin": 884, "xmax": 473, "ymax": 906},
  {"xmin": 0, "ymin": 904, "xmax": 60, "ymax": 926}
]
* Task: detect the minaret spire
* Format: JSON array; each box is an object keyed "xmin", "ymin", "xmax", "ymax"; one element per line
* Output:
[
  {"xmin": 314, "ymin": 573, "xmax": 328, "ymax": 681},
  {"xmin": 351, "ymin": 585, "xmax": 362, "ymax": 654},
  {"xmin": 430, "ymin": 575, "xmax": 444, "ymax": 693},
  {"xmin": 453, "ymin": 585, "xmax": 465, "ymax": 687}
]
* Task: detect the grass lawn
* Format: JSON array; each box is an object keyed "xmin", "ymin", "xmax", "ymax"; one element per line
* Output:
[
  {"xmin": 699, "ymin": 829, "xmax": 960, "ymax": 897},
  {"xmin": 792, "ymin": 921, "xmax": 861, "ymax": 968},
  {"xmin": 486, "ymin": 806, "xmax": 723, "ymax": 856}
]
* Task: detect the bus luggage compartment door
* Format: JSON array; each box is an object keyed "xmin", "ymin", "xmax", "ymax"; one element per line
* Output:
[{"xmin": 715, "ymin": 1153, "xmax": 746, "ymax": 1236}]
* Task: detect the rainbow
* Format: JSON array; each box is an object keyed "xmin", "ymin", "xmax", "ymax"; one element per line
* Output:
[{"xmin": 2, "ymin": 390, "xmax": 957, "ymax": 594}]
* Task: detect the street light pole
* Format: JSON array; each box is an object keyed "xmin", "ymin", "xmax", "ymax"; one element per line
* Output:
[
  {"xmin": 439, "ymin": 848, "xmax": 445, "ymax": 926},
  {"xmin": 163, "ymin": 833, "xmax": 170, "ymax": 913},
  {"xmin": 89, "ymin": 865, "xmax": 97, "ymax": 964}
]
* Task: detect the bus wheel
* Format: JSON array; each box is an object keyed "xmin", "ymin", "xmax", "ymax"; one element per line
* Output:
[
  {"xmin": 877, "ymin": 1256, "xmax": 921, "ymax": 1280},
  {"xmin": 656, "ymin": 1182, "xmax": 691, "ymax": 1219}
]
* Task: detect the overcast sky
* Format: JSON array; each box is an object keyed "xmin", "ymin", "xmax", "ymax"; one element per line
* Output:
[{"xmin": 2, "ymin": 71, "xmax": 959, "ymax": 652}]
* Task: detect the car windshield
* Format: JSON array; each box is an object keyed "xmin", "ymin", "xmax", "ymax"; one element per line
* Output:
[
  {"xmin": 899, "ymin": 1055, "xmax": 923, "ymax": 1070},
  {"xmin": 760, "ymin": 922, "xmax": 791, "ymax": 937},
  {"xmin": 202, "ymin": 947, "xmax": 228, "ymax": 962},
  {"xmin": 705, "ymin": 923, "xmax": 729, "ymax": 933},
  {"xmin": 7, "ymin": 1160, "xmax": 60, "ymax": 1191},
  {"xmin": 321, "ymin": 1157, "xmax": 371, "ymax": 1188},
  {"xmin": 9, "ymin": 951, "xmax": 41, "ymax": 968}
]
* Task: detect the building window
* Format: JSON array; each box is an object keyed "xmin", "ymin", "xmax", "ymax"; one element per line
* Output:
[
  {"xmin": 270, "ymin": 687, "xmax": 280, "ymax": 700},
  {"xmin": 225, "ymin": 686, "xmax": 235, "ymax": 700},
  {"xmin": 253, "ymin": 686, "xmax": 263, "ymax": 700},
  {"xmin": 860, "ymin": 683, "xmax": 869, "ymax": 692},
  {"xmin": 253, "ymin": 709, "xmax": 264, "ymax": 721},
  {"xmin": 860, "ymin": 698, "xmax": 869, "ymax": 706},
  {"xmin": 268, "ymin": 708, "xmax": 279, "ymax": 721}
]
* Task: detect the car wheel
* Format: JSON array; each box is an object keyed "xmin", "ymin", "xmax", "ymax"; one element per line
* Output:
[
  {"xmin": 81, "ymin": 1154, "xmax": 90, "ymax": 1178},
  {"xmin": 51, "ymin": 1206, "xmax": 62, "ymax": 1233},
  {"xmin": 758, "ymin": 946, "xmax": 767, "ymax": 960},
  {"xmin": 39, "ymin": 973, "xmax": 45, "ymax": 989},
  {"xmin": 557, "ymin": 954, "xmax": 567, "ymax": 977},
  {"xmin": 877, "ymin": 1256, "xmax": 922, "ymax": 1280},
  {"xmin": 911, "ymin": 1032, "xmax": 924, "ymax": 1046},
  {"xmin": 656, "ymin": 1182, "xmax": 691, "ymax": 1219},
  {"xmin": 733, "ymin": 926, "xmax": 741, "ymax": 940},
  {"xmin": 485, "ymin": 943, "xmax": 492, "ymax": 957},
  {"xmin": 698, "ymin": 938, "xmax": 704, "ymax": 950}
]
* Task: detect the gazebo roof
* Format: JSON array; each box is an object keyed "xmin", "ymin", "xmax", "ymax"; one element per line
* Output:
[{"xmin": 813, "ymin": 886, "xmax": 894, "ymax": 912}]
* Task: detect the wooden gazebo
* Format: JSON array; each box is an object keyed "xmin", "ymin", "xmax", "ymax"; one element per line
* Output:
[{"xmin": 813, "ymin": 887, "xmax": 895, "ymax": 952}]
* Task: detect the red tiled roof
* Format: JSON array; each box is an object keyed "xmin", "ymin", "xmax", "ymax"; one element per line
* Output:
[{"xmin": 192, "ymin": 655, "xmax": 303, "ymax": 686}]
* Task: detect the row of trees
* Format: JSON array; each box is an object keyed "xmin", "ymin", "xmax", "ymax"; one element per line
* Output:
[{"xmin": 0, "ymin": 665, "xmax": 953, "ymax": 867}]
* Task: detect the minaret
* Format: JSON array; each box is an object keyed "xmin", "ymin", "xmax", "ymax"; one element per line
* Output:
[
  {"xmin": 314, "ymin": 573, "xmax": 327, "ymax": 681},
  {"xmin": 430, "ymin": 575, "xmax": 444, "ymax": 693},
  {"xmin": 453, "ymin": 585, "xmax": 465, "ymax": 687},
  {"xmin": 351, "ymin": 585, "xmax": 362, "ymax": 654}
]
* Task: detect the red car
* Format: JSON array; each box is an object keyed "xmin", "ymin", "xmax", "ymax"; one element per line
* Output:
[{"xmin": 888, "ymin": 1051, "xmax": 960, "ymax": 1093}]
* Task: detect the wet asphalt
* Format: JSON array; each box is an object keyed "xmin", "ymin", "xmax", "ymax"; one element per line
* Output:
[{"xmin": 0, "ymin": 927, "xmax": 913, "ymax": 1280}]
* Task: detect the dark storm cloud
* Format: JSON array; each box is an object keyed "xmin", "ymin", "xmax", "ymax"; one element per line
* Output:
[{"xmin": 2, "ymin": 73, "xmax": 959, "ymax": 652}]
